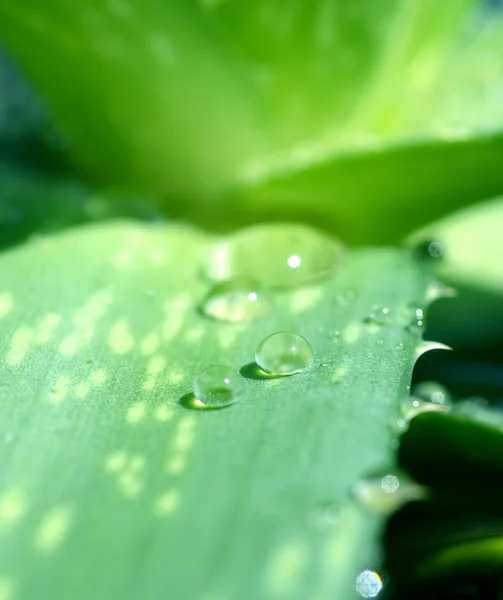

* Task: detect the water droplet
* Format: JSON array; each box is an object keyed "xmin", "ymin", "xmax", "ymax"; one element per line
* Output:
[
  {"xmin": 308, "ymin": 502, "xmax": 345, "ymax": 529},
  {"xmin": 193, "ymin": 365, "xmax": 244, "ymax": 408},
  {"xmin": 381, "ymin": 474, "xmax": 400, "ymax": 493},
  {"xmin": 397, "ymin": 395, "xmax": 451, "ymax": 427},
  {"xmin": 328, "ymin": 330, "xmax": 340, "ymax": 342},
  {"xmin": 413, "ymin": 381, "xmax": 450, "ymax": 406},
  {"xmin": 203, "ymin": 224, "xmax": 341, "ymax": 289},
  {"xmin": 201, "ymin": 278, "xmax": 272, "ymax": 323},
  {"xmin": 413, "ymin": 239, "xmax": 445, "ymax": 260},
  {"xmin": 256, "ymin": 332, "xmax": 313, "ymax": 376},
  {"xmin": 356, "ymin": 570, "xmax": 383, "ymax": 598},
  {"xmin": 354, "ymin": 472, "xmax": 427, "ymax": 514},
  {"xmin": 365, "ymin": 306, "xmax": 389, "ymax": 325},
  {"xmin": 396, "ymin": 343, "xmax": 404, "ymax": 350}
]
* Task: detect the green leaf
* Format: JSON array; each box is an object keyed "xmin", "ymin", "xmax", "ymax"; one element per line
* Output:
[
  {"xmin": 408, "ymin": 196, "xmax": 503, "ymax": 350},
  {"xmin": 385, "ymin": 405, "xmax": 503, "ymax": 594},
  {"xmin": 3, "ymin": 0, "xmax": 499, "ymax": 236},
  {"xmin": 0, "ymin": 221, "xmax": 429, "ymax": 599}
]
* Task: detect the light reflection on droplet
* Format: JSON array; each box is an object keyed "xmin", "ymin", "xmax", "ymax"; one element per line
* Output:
[
  {"xmin": 356, "ymin": 570, "xmax": 382, "ymax": 598},
  {"xmin": 381, "ymin": 474, "xmax": 400, "ymax": 494},
  {"xmin": 428, "ymin": 241, "xmax": 444, "ymax": 258},
  {"xmin": 413, "ymin": 381, "xmax": 450, "ymax": 406},
  {"xmin": 287, "ymin": 254, "xmax": 302, "ymax": 269}
]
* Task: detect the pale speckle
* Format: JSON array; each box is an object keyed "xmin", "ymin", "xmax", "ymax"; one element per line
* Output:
[
  {"xmin": 36, "ymin": 313, "xmax": 61, "ymax": 345},
  {"xmin": 0, "ymin": 294, "xmax": 14, "ymax": 321},
  {"xmin": 49, "ymin": 375, "xmax": 71, "ymax": 405},
  {"xmin": 126, "ymin": 402, "xmax": 147, "ymax": 424},
  {"xmin": 173, "ymin": 415, "xmax": 197, "ymax": 453},
  {"xmin": 148, "ymin": 32, "xmax": 176, "ymax": 65},
  {"xmin": 290, "ymin": 288, "xmax": 323, "ymax": 313},
  {"xmin": 153, "ymin": 405, "xmax": 174, "ymax": 422},
  {"xmin": 342, "ymin": 323, "xmax": 361, "ymax": 343},
  {"xmin": 59, "ymin": 291, "xmax": 112, "ymax": 355},
  {"xmin": 34, "ymin": 505, "xmax": 73, "ymax": 554},
  {"xmin": 6, "ymin": 328, "xmax": 33, "ymax": 365},
  {"xmin": 0, "ymin": 486, "xmax": 27, "ymax": 529},
  {"xmin": 184, "ymin": 326, "xmax": 205, "ymax": 344},
  {"xmin": 108, "ymin": 319, "xmax": 134, "ymax": 354},
  {"xmin": 330, "ymin": 366, "xmax": 347, "ymax": 383},
  {"xmin": 113, "ymin": 249, "xmax": 133, "ymax": 267},
  {"xmin": 143, "ymin": 355, "xmax": 167, "ymax": 391},
  {"xmin": 118, "ymin": 472, "xmax": 143, "ymax": 498},
  {"xmin": 217, "ymin": 328, "xmax": 239, "ymax": 349},
  {"xmin": 148, "ymin": 248, "xmax": 168, "ymax": 264},
  {"xmin": 140, "ymin": 333, "xmax": 159, "ymax": 356},
  {"xmin": 0, "ymin": 576, "xmax": 16, "ymax": 600},
  {"xmin": 105, "ymin": 451, "xmax": 127, "ymax": 472},
  {"xmin": 106, "ymin": 0, "xmax": 134, "ymax": 19},
  {"xmin": 167, "ymin": 369, "xmax": 185, "ymax": 386},
  {"xmin": 153, "ymin": 490, "xmax": 180, "ymax": 517},
  {"xmin": 89, "ymin": 368, "xmax": 108, "ymax": 387},
  {"xmin": 165, "ymin": 455, "xmax": 187, "ymax": 476},
  {"xmin": 163, "ymin": 296, "xmax": 190, "ymax": 341},
  {"xmin": 267, "ymin": 542, "xmax": 307, "ymax": 594},
  {"xmin": 130, "ymin": 456, "xmax": 145, "ymax": 472}
]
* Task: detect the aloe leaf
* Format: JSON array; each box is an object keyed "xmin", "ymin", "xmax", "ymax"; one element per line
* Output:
[
  {"xmin": 0, "ymin": 221, "xmax": 430, "ymax": 599},
  {"xmin": 385, "ymin": 405, "xmax": 503, "ymax": 594},
  {"xmin": 3, "ymin": 0, "xmax": 501, "ymax": 242}
]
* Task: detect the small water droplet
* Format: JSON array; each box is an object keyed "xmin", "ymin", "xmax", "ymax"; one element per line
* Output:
[
  {"xmin": 356, "ymin": 570, "xmax": 383, "ymax": 598},
  {"xmin": 308, "ymin": 502, "xmax": 345, "ymax": 529},
  {"xmin": 365, "ymin": 306, "xmax": 389, "ymax": 325},
  {"xmin": 398, "ymin": 395, "xmax": 451, "ymax": 427},
  {"xmin": 201, "ymin": 278, "xmax": 272, "ymax": 323},
  {"xmin": 354, "ymin": 471, "xmax": 427, "ymax": 514},
  {"xmin": 193, "ymin": 365, "xmax": 244, "ymax": 408},
  {"xmin": 413, "ymin": 240, "xmax": 445, "ymax": 260},
  {"xmin": 202, "ymin": 224, "xmax": 342, "ymax": 289},
  {"xmin": 4, "ymin": 432, "xmax": 14, "ymax": 444},
  {"xmin": 396, "ymin": 343, "xmax": 404, "ymax": 350},
  {"xmin": 256, "ymin": 332, "xmax": 313, "ymax": 376},
  {"xmin": 376, "ymin": 339, "xmax": 384, "ymax": 346},
  {"xmin": 328, "ymin": 330, "xmax": 341, "ymax": 342},
  {"xmin": 413, "ymin": 381, "xmax": 450, "ymax": 406}
]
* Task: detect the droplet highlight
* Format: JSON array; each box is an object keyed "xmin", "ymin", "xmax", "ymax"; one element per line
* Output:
[
  {"xmin": 356, "ymin": 570, "xmax": 383, "ymax": 598},
  {"xmin": 413, "ymin": 381, "xmax": 450, "ymax": 406},
  {"xmin": 193, "ymin": 365, "xmax": 244, "ymax": 408},
  {"xmin": 256, "ymin": 332, "xmax": 313, "ymax": 376},
  {"xmin": 365, "ymin": 306, "xmax": 389, "ymax": 326},
  {"xmin": 201, "ymin": 278, "xmax": 272, "ymax": 323},
  {"xmin": 203, "ymin": 224, "xmax": 341, "ymax": 289}
]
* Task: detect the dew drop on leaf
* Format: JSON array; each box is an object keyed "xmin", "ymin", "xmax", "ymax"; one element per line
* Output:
[
  {"xmin": 412, "ymin": 381, "xmax": 451, "ymax": 406},
  {"xmin": 193, "ymin": 365, "xmax": 244, "ymax": 408},
  {"xmin": 365, "ymin": 306, "xmax": 389, "ymax": 325},
  {"xmin": 412, "ymin": 239, "xmax": 445, "ymax": 260},
  {"xmin": 255, "ymin": 332, "xmax": 313, "ymax": 376},
  {"xmin": 356, "ymin": 570, "xmax": 383, "ymax": 598},
  {"xmin": 202, "ymin": 223, "xmax": 341, "ymax": 288},
  {"xmin": 397, "ymin": 396, "xmax": 451, "ymax": 428},
  {"xmin": 201, "ymin": 278, "xmax": 272, "ymax": 323}
]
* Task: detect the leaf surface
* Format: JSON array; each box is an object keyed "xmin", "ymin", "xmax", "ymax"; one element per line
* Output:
[{"xmin": 0, "ymin": 221, "xmax": 429, "ymax": 599}]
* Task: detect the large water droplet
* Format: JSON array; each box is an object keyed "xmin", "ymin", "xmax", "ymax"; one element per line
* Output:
[
  {"xmin": 203, "ymin": 224, "xmax": 341, "ymax": 289},
  {"xmin": 255, "ymin": 332, "xmax": 313, "ymax": 376},
  {"xmin": 413, "ymin": 381, "xmax": 450, "ymax": 406},
  {"xmin": 193, "ymin": 365, "xmax": 244, "ymax": 408},
  {"xmin": 201, "ymin": 278, "xmax": 272, "ymax": 323},
  {"xmin": 356, "ymin": 570, "xmax": 383, "ymax": 598}
]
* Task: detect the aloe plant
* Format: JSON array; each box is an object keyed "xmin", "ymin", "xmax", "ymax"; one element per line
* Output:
[{"xmin": 1, "ymin": 1, "xmax": 503, "ymax": 599}]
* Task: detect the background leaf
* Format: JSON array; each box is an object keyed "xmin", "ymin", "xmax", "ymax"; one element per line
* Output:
[{"xmin": 0, "ymin": 221, "xmax": 429, "ymax": 599}]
